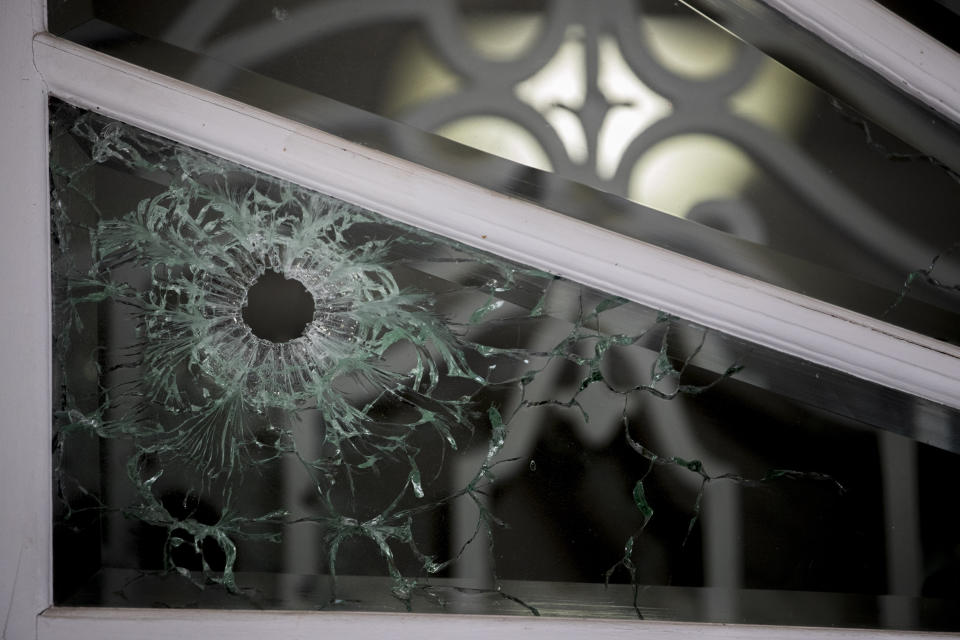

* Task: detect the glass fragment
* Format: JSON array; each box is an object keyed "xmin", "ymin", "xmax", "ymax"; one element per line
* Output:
[{"xmin": 51, "ymin": 101, "xmax": 960, "ymax": 631}]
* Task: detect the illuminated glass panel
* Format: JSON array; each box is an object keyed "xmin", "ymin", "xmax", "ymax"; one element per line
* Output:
[{"xmin": 48, "ymin": 0, "xmax": 960, "ymax": 343}]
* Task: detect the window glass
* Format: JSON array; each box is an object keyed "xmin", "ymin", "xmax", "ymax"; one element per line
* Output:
[
  {"xmin": 51, "ymin": 101, "xmax": 960, "ymax": 631},
  {"xmin": 48, "ymin": 0, "xmax": 960, "ymax": 345}
]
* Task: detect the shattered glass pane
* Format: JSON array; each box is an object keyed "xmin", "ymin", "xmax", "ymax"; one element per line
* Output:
[
  {"xmin": 48, "ymin": 0, "xmax": 960, "ymax": 343},
  {"xmin": 51, "ymin": 101, "xmax": 960, "ymax": 631}
]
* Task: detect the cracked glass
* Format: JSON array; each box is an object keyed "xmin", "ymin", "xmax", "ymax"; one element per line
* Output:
[
  {"xmin": 48, "ymin": 0, "xmax": 960, "ymax": 345},
  {"xmin": 51, "ymin": 101, "xmax": 960, "ymax": 631}
]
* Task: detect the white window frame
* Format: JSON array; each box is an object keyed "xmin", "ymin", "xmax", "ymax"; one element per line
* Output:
[{"xmin": 3, "ymin": 0, "xmax": 960, "ymax": 638}]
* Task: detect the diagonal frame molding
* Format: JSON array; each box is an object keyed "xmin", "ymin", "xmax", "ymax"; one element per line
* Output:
[
  {"xmin": 34, "ymin": 32, "xmax": 960, "ymax": 411},
  {"xmin": 759, "ymin": 0, "xmax": 960, "ymax": 127}
]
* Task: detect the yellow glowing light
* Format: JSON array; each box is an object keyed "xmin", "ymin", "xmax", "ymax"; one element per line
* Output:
[
  {"xmin": 730, "ymin": 60, "xmax": 815, "ymax": 136},
  {"xmin": 641, "ymin": 15, "xmax": 740, "ymax": 80},
  {"xmin": 384, "ymin": 9, "xmax": 812, "ymax": 217},
  {"xmin": 543, "ymin": 106, "xmax": 589, "ymax": 164},
  {"xmin": 596, "ymin": 35, "xmax": 672, "ymax": 179},
  {"xmin": 384, "ymin": 36, "xmax": 461, "ymax": 116},
  {"xmin": 463, "ymin": 14, "xmax": 544, "ymax": 61},
  {"xmin": 629, "ymin": 134, "xmax": 757, "ymax": 217},
  {"xmin": 435, "ymin": 115, "xmax": 552, "ymax": 172},
  {"xmin": 515, "ymin": 27, "xmax": 587, "ymax": 112},
  {"xmin": 513, "ymin": 27, "xmax": 590, "ymax": 165}
]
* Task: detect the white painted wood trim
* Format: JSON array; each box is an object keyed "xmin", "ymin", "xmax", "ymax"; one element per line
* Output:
[
  {"xmin": 0, "ymin": 1, "xmax": 52, "ymax": 640},
  {"xmin": 37, "ymin": 607, "xmax": 957, "ymax": 640},
  {"xmin": 759, "ymin": 0, "xmax": 960, "ymax": 125},
  {"xmin": 34, "ymin": 33, "xmax": 960, "ymax": 410}
]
